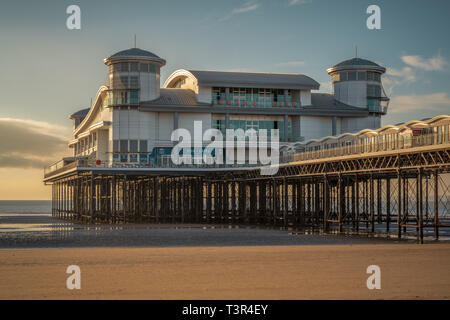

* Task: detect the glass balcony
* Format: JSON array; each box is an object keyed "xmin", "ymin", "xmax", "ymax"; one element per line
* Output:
[
  {"xmin": 212, "ymin": 87, "xmax": 298, "ymax": 108},
  {"xmin": 107, "ymin": 90, "xmax": 140, "ymax": 106},
  {"xmin": 367, "ymin": 98, "xmax": 389, "ymax": 114}
]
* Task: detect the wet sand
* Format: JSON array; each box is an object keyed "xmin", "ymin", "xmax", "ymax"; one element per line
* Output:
[
  {"xmin": 1, "ymin": 244, "xmax": 449, "ymax": 299},
  {"xmin": 0, "ymin": 213, "xmax": 405, "ymax": 248}
]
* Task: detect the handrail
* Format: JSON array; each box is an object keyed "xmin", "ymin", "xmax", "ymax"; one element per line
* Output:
[
  {"xmin": 44, "ymin": 132, "xmax": 449, "ymax": 176},
  {"xmin": 284, "ymin": 132, "xmax": 449, "ymax": 163}
]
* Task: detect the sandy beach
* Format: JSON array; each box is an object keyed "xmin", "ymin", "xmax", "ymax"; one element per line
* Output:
[{"xmin": 1, "ymin": 244, "xmax": 449, "ymax": 300}]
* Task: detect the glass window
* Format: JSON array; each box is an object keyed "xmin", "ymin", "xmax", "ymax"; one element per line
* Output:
[
  {"xmin": 120, "ymin": 76, "xmax": 128, "ymax": 88},
  {"xmin": 120, "ymin": 140, "xmax": 128, "ymax": 152},
  {"xmin": 130, "ymin": 91, "xmax": 139, "ymax": 104},
  {"xmin": 357, "ymin": 71, "xmax": 367, "ymax": 81},
  {"xmin": 367, "ymin": 71, "xmax": 379, "ymax": 81},
  {"xmin": 139, "ymin": 154, "xmax": 148, "ymax": 163},
  {"xmin": 340, "ymin": 72, "xmax": 348, "ymax": 81},
  {"xmin": 120, "ymin": 91, "xmax": 128, "ymax": 104},
  {"xmin": 140, "ymin": 63, "xmax": 149, "ymax": 72},
  {"xmin": 374, "ymin": 73, "xmax": 381, "ymax": 82},
  {"xmin": 140, "ymin": 140, "xmax": 148, "ymax": 152},
  {"xmin": 113, "ymin": 140, "xmax": 119, "ymax": 152},
  {"xmin": 119, "ymin": 62, "xmax": 129, "ymax": 72},
  {"xmin": 130, "ymin": 154, "xmax": 138, "ymax": 162},
  {"xmin": 212, "ymin": 87, "xmax": 226, "ymax": 104},
  {"xmin": 348, "ymin": 71, "xmax": 356, "ymax": 81},
  {"xmin": 130, "ymin": 76, "xmax": 139, "ymax": 88},
  {"xmin": 367, "ymin": 84, "xmax": 381, "ymax": 97},
  {"xmin": 130, "ymin": 140, "xmax": 138, "ymax": 153},
  {"xmin": 214, "ymin": 87, "xmax": 293, "ymax": 107},
  {"xmin": 375, "ymin": 85, "xmax": 381, "ymax": 97},
  {"xmin": 130, "ymin": 62, "xmax": 139, "ymax": 72},
  {"xmin": 120, "ymin": 154, "xmax": 128, "ymax": 163}
]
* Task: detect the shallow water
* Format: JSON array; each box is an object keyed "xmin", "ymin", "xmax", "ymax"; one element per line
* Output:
[
  {"xmin": 0, "ymin": 200, "xmax": 51, "ymax": 214},
  {"xmin": 1, "ymin": 201, "xmax": 447, "ymax": 249},
  {"xmin": 0, "ymin": 212, "xmax": 404, "ymax": 249}
]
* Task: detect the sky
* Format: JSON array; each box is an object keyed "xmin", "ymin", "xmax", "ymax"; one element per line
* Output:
[{"xmin": 0, "ymin": 0, "xmax": 449, "ymax": 199}]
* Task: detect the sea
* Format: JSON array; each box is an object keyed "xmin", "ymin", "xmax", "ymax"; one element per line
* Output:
[{"xmin": 0, "ymin": 200, "xmax": 446, "ymax": 249}]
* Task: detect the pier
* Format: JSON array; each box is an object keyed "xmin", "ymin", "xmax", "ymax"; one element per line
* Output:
[{"xmin": 45, "ymin": 131, "xmax": 450, "ymax": 244}]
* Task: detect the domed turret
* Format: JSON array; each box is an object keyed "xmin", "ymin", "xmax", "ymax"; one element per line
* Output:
[
  {"xmin": 327, "ymin": 57, "xmax": 389, "ymax": 114},
  {"xmin": 104, "ymin": 48, "xmax": 166, "ymax": 103}
]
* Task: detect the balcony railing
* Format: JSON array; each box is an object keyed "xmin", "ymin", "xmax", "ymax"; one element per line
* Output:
[
  {"xmin": 213, "ymin": 100, "xmax": 298, "ymax": 108},
  {"xmin": 44, "ymin": 132, "xmax": 449, "ymax": 177},
  {"xmin": 282, "ymin": 132, "xmax": 449, "ymax": 163}
]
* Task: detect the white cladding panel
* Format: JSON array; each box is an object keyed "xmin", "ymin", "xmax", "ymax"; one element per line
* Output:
[
  {"xmin": 117, "ymin": 108, "xmax": 129, "ymax": 139},
  {"xmin": 140, "ymin": 73, "xmax": 150, "ymax": 100},
  {"xmin": 158, "ymin": 112, "xmax": 174, "ymax": 142},
  {"xmin": 336, "ymin": 117, "xmax": 342, "ymax": 135},
  {"xmin": 334, "ymin": 81, "xmax": 367, "ymax": 108},
  {"xmin": 341, "ymin": 115, "xmax": 381, "ymax": 133},
  {"xmin": 300, "ymin": 90, "xmax": 311, "ymax": 106},
  {"xmin": 301, "ymin": 116, "xmax": 333, "ymax": 141},
  {"xmin": 197, "ymin": 86, "xmax": 212, "ymax": 104},
  {"xmin": 140, "ymin": 72, "xmax": 159, "ymax": 101},
  {"xmin": 101, "ymin": 107, "xmax": 112, "ymax": 122},
  {"xmin": 178, "ymin": 113, "xmax": 212, "ymax": 135},
  {"xmin": 112, "ymin": 108, "xmax": 158, "ymax": 141},
  {"xmin": 129, "ymin": 109, "xmax": 140, "ymax": 139},
  {"xmin": 97, "ymin": 129, "xmax": 109, "ymax": 162}
]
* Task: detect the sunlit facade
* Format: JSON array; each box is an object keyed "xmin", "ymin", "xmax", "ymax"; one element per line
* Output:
[{"xmin": 67, "ymin": 48, "xmax": 389, "ymax": 166}]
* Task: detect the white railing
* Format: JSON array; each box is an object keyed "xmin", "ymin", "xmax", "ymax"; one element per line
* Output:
[
  {"xmin": 44, "ymin": 160, "xmax": 66, "ymax": 175},
  {"xmin": 284, "ymin": 132, "xmax": 449, "ymax": 163},
  {"xmin": 44, "ymin": 132, "xmax": 449, "ymax": 176}
]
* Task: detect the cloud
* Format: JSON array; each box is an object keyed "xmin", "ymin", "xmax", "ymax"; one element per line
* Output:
[
  {"xmin": 401, "ymin": 54, "xmax": 448, "ymax": 71},
  {"xmin": 383, "ymin": 66, "xmax": 416, "ymax": 95},
  {"xmin": 383, "ymin": 53, "xmax": 448, "ymax": 96},
  {"xmin": 288, "ymin": 0, "xmax": 312, "ymax": 6},
  {"xmin": 220, "ymin": 1, "xmax": 260, "ymax": 21},
  {"xmin": 389, "ymin": 92, "xmax": 450, "ymax": 114},
  {"xmin": 275, "ymin": 60, "xmax": 305, "ymax": 68},
  {"xmin": 386, "ymin": 66, "xmax": 415, "ymax": 82},
  {"xmin": 232, "ymin": 1, "xmax": 260, "ymax": 14},
  {"xmin": 318, "ymin": 81, "xmax": 332, "ymax": 93},
  {"xmin": 0, "ymin": 118, "xmax": 70, "ymax": 169}
]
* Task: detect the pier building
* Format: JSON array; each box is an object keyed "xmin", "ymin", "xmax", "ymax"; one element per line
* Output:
[{"xmin": 67, "ymin": 47, "xmax": 389, "ymax": 167}]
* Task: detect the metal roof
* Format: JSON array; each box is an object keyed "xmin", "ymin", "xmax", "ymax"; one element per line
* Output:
[
  {"xmin": 286, "ymin": 114, "xmax": 450, "ymax": 148},
  {"xmin": 333, "ymin": 57, "xmax": 381, "ymax": 68},
  {"xmin": 69, "ymin": 108, "xmax": 90, "ymax": 119},
  {"xmin": 104, "ymin": 48, "xmax": 166, "ymax": 65},
  {"xmin": 310, "ymin": 93, "xmax": 367, "ymax": 112},
  {"xmin": 327, "ymin": 57, "xmax": 386, "ymax": 74},
  {"xmin": 187, "ymin": 70, "xmax": 320, "ymax": 90},
  {"xmin": 140, "ymin": 91, "xmax": 367, "ymax": 117},
  {"xmin": 141, "ymin": 88, "xmax": 209, "ymax": 107}
]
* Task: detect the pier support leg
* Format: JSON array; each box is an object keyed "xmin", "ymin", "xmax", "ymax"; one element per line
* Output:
[
  {"xmin": 370, "ymin": 175, "xmax": 375, "ymax": 233},
  {"xmin": 386, "ymin": 178, "xmax": 391, "ymax": 234},
  {"xmin": 397, "ymin": 171, "xmax": 402, "ymax": 239},
  {"xmin": 323, "ymin": 175, "xmax": 329, "ymax": 233},
  {"xmin": 434, "ymin": 170, "xmax": 439, "ymax": 240},
  {"xmin": 418, "ymin": 169, "xmax": 424, "ymax": 244}
]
